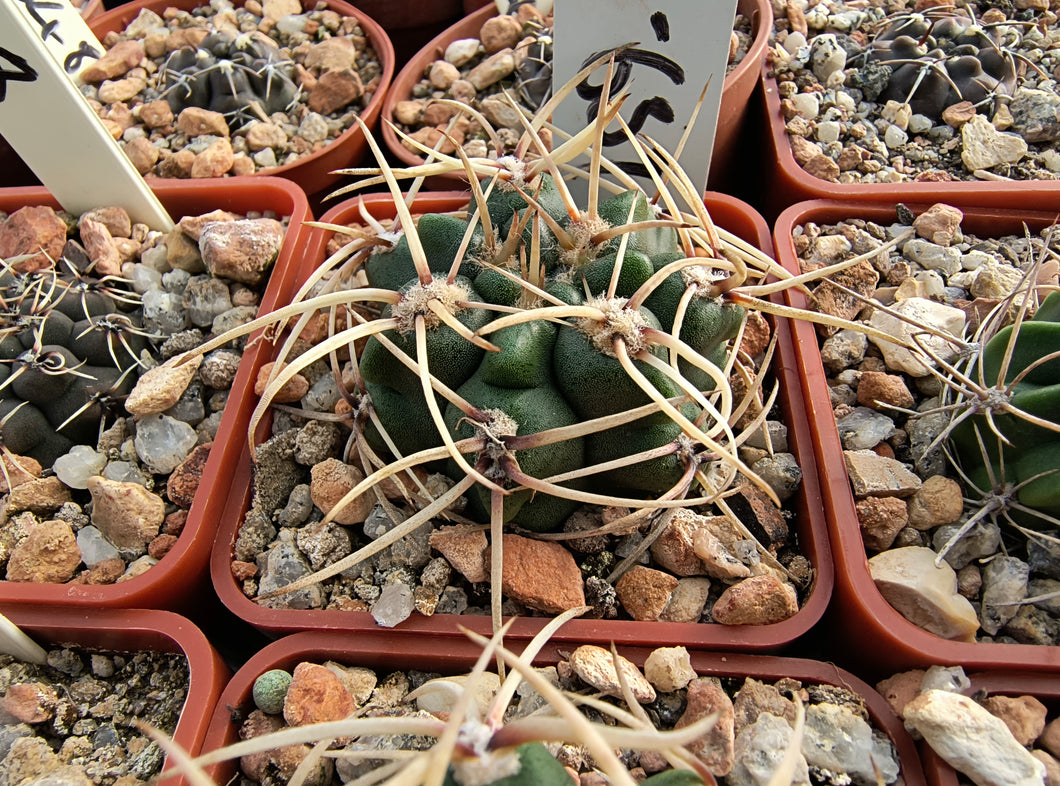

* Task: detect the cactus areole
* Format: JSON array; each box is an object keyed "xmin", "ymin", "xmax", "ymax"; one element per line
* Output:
[{"xmin": 358, "ymin": 177, "xmax": 745, "ymax": 533}]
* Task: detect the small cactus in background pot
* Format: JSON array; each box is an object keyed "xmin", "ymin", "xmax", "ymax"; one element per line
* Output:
[
  {"xmin": 0, "ymin": 250, "xmax": 148, "ymax": 468},
  {"xmin": 158, "ymin": 31, "xmax": 302, "ymax": 128},
  {"xmin": 865, "ymin": 6, "xmax": 1030, "ymax": 119}
]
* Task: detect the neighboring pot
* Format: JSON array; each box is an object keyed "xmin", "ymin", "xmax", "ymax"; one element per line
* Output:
[
  {"xmin": 380, "ymin": 0, "xmax": 772, "ymax": 192},
  {"xmin": 346, "ymin": 0, "xmax": 463, "ymax": 69},
  {"xmin": 917, "ymin": 672, "xmax": 1060, "ymax": 786},
  {"xmin": 0, "ymin": 176, "xmax": 312, "ymax": 611},
  {"xmin": 88, "ymin": 0, "xmax": 396, "ymax": 197},
  {"xmin": 209, "ymin": 189, "xmax": 835, "ymax": 652},
  {"xmin": 773, "ymin": 198, "xmax": 1060, "ymax": 676},
  {"xmin": 759, "ymin": 68, "xmax": 1060, "ymax": 222},
  {"xmin": 198, "ymin": 630, "xmax": 927, "ymax": 786},
  {"xmin": 0, "ymin": 604, "xmax": 229, "ymax": 786}
]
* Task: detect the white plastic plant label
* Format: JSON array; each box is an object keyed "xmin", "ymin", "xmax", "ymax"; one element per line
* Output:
[
  {"xmin": 552, "ymin": 0, "xmax": 738, "ymax": 197},
  {"xmin": 0, "ymin": 0, "xmax": 173, "ymax": 229}
]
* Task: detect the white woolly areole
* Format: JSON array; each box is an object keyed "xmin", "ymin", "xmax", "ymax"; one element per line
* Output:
[
  {"xmin": 561, "ymin": 214, "xmax": 611, "ymax": 266},
  {"xmin": 578, "ymin": 296, "xmax": 650, "ymax": 356},
  {"xmin": 451, "ymin": 720, "xmax": 522, "ymax": 786},
  {"xmin": 391, "ymin": 276, "xmax": 471, "ymax": 334},
  {"xmin": 681, "ymin": 264, "xmax": 722, "ymax": 296},
  {"xmin": 495, "ymin": 156, "xmax": 529, "ymax": 190},
  {"xmin": 460, "ymin": 408, "xmax": 518, "ymax": 481}
]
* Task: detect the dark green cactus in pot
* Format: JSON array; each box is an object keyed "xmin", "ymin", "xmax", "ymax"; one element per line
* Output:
[{"xmin": 353, "ymin": 175, "xmax": 746, "ymax": 534}]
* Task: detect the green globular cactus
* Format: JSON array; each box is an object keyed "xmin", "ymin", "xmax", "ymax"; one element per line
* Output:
[
  {"xmin": 951, "ymin": 290, "xmax": 1060, "ymax": 518},
  {"xmin": 356, "ymin": 178, "xmax": 744, "ymax": 533}
]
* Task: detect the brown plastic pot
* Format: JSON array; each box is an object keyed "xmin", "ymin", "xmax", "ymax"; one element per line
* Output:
[
  {"xmin": 89, "ymin": 0, "xmax": 396, "ymax": 197},
  {"xmin": 82, "ymin": 0, "xmax": 105, "ymax": 18},
  {"xmin": 759, "ymin": 72, "xmax": 1060, "ymax": 221},
  {"xmin": 198, "ymin": 630, "xmax": 926, "ymax": 786},
  {"xmin": 209, "ymin": 189, "xmax": 835, "ymax": 651},
  {"xmin": 773, "ymin": 198, "xmax": 1060, "ymax": 677},
  {"xmin": 380, "ymin": 0, "xmax": 772, "ymax": 192},
  {"xmin": 918, "ymin": 671, "xmax": 1060, "ymax": 786},
  {"xmin": 0, "ymin": 176, "xmax": 312, "ymax": 611},
  {"xmin": 0, "ymin": 604, "xmax": 229, "ymax": 786}
]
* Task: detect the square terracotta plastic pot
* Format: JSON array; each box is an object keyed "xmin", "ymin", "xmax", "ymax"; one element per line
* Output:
[
  {"xmin": 0, "ymin": 604, "xmax": 229, "ymax": 786},
  {"xmin": 917, "ymin": 671, "xmax": 1060, "ymax": 786},
  {"xmin": 88, "ymin": 0, "xmax": 396, "ymax": 197},
  {"xmin": 759, "ymin": 73, "xmax": 1060, "ymax": 222},
  {"xmin": 196, "ymin": 630, "xmax": 927, "ymax": 786},
  {"xmin": 0, "ymin": 176, "xmax": 312, "ymax": 611},
  {"xmin": 380, "ymin": 0, "xmax": 772, "ymax": 193},
  {"xmin": 773, "ymin": 198, "xmax": 1060, "ymax": 677},
  {"xmin": 209, "ymin": 189, "xmax": 835, "ymax": 652}
]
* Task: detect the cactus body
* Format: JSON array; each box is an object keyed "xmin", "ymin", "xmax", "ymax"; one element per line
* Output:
[
  {"xmin": 868, "ymin": 11, "xmax": 1018, "ymax": 120},
  {"xmin": 357, "ymin": 176, "xmax": 746, "ymax": 532}
]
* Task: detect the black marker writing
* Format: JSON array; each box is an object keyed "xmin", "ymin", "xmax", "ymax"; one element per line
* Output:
[
  {"xmin": 17, "ymin": 0, "xmax": 67, "ymax": 45},
  {"xmin": 577, "ymin": 44, "xmax": 684, "ymax": 145},
  {"xmin": 650, "ymin": 11, "xmax": 670, "ymax": 42},
  {"xmin": 0, "ymin": 47, "xmax": 39, "ymax": 102},
  {"xmin": 64, "ymin": 41, "xmax": 102, "ymax": 73},
  {"xmin": 575, "ymin": 10, "xmax": 685, "ymax": 148},
  {"xmin": 587, "ymin": 94, "xmax": 675, "ymax": 146}
]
